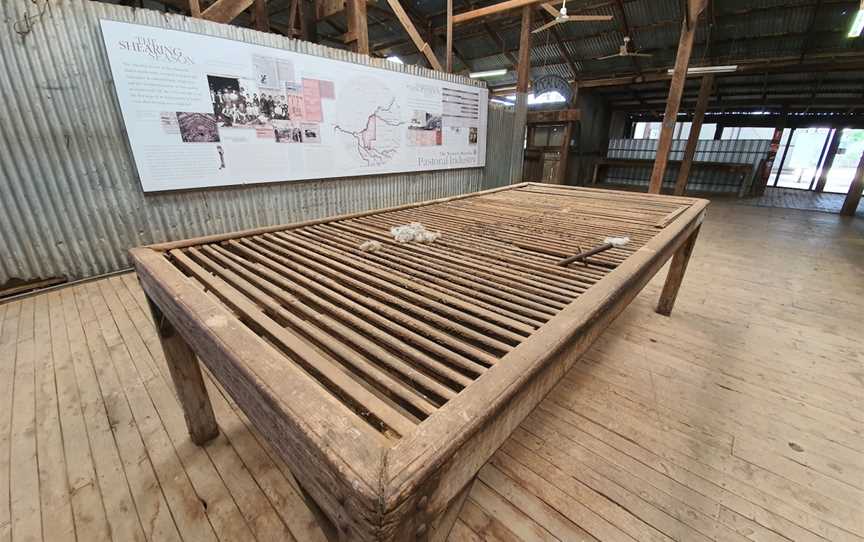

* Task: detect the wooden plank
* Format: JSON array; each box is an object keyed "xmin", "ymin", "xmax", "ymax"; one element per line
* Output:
[
  {"xmin": 673, "ymin": 74, "xmax": 713, "ymax": 196},
  {"xmin": 189, "ymin": 0, "xmax": 202, "ymax": 17},
  {"xmin": 85, "ymin": 282, "xmax": 221, "ymax": 542},
  {"xmin": 48, "ymin": 290, "xmax": 112, "ymax": 540},
  {"xmin": 201, "ymin": 0, "xmax": 254, "ymax": 24},
  {"xmin": 385, "ymin": 0, "xmax": 443, "ymax": 71},
  {"xmin": 9, "ymin": 298, "xmax": 42, "ymax": 542},
  {"xmin": 73, "ymin": 285, "xmax": 184, "ymax": 542},
  {"xmin": 0, "ymin": 301, "xmax": 21, "ymax": 542},
  {"xmin": 33, "ymin": 294, "xmax": 76, "ymax": 542},
  {"xmin": 647, "ymin": 16, "xmax": 699, "ymax": 194},
  {"xmin": 60, "ymin": 288, "xmax": 148, "ymax": 542},
  {"xmin": 452, "ymin": 0, "xmax": 579, "ymax": 24}
]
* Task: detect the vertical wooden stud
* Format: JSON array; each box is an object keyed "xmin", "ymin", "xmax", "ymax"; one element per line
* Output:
[{"xmin": 253, "ymin": 0, "xmax": 270, "ymax": 31}]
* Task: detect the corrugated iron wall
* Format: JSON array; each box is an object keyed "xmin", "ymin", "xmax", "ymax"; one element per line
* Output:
[
  {"xmin": 0, "ymin": 0, "xmax": 515, "ymax": 285},
  {"xmin": 483, "ymin": 104, "xmax": 516, "ymax": 189},
  {"xmin": 605, "ymin": 139, "xmax": 771, "ymax": 195}
]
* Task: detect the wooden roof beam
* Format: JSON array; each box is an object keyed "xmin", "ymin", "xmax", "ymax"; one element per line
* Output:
[
  {"xmin": 201, "ymin": 0, "xmax": 254, "ymax": 23},
  {"xmin": 386, "ymin": 0, "xmax": 444, "ymax": 70},
  {"xmin": 452, "ymin": 0, "xmax": 612, "ymax": 24}
]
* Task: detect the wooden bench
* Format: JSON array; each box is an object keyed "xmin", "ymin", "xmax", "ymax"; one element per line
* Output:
[{"xmin": 131, "ymin": 182, "xmax": 708, "ymax": 541}]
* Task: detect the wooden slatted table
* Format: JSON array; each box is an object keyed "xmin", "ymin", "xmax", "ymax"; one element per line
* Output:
[{"xmin": 131, "ymin": 183, "xmax": 708, "ymax": 541}]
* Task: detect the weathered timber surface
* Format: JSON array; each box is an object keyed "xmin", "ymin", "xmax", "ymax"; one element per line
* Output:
[{"xmin": 130, "ymin": 182, "xmax": 708, "ymax": 540}]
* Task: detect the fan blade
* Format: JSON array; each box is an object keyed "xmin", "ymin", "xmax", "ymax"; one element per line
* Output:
[
  {"xmin": 596, "ymin": 53, "xmax": 620, "ymax": 60},
  {"xmin": 563, "ymin": 15, "xmax": 613, "ymax": 21},
  {"xmin": 540, "ymin": 3, "xmax": 560, "ymax": 17},
  {"xmin": 531, "ymin": 19, "xmax": 560, "ymax": 34}
]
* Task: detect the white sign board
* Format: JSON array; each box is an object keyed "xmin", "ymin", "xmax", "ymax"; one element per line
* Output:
[{"xmin": 99, "ymin": 20, "xmax": 488, "ymax": 192}]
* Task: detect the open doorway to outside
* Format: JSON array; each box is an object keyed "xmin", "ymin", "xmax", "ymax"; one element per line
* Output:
[{"xmin": 769, "ymin": 127, "xmax": 864, "ymax": 194}]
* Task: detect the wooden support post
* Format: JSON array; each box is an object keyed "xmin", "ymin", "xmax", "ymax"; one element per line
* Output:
[
  {"xmin": 189, "ymin": 0, "xmax": 202, "ymax": 17},
  {"xmin": 814, "ymin": 128, "xmax": 842, "ymax": 192},
  {"xmin": 146, "ymin": 296, "xmax": 219, "ymax": 445},
  {"xmin": 253, "ymin": 0, "xmax": 269, "ymax": 31},
  {"xmin": 672, "ymin": 74, "xmax": 713, "ymax": 196},
  {"xmin": 509, "ymin": 5, "xmax": 532, "ymax": 183},
  {"xmin": 386, "ymin": 0, "xmax": 443, "ymax": 71},
  {"xmin": 647, "ymin": 12, "xmax": 700, "ymax": 193},
  {"xmin": 656, "ymin": 226, "xmax": 700, "ymax": 316},
  {"xmin": 346, "ymin": 0, "xmax": 370, "ymax": 55},
  {"xmin": 445, "ymin": 0, "xmax": 454, "ymax": 72},
  {"xmin": 841, "ymin": 151, "xmax": 864, "ymax": 216},
  {"xmin": 298, "ymin": 0, "xmax": 317, "ymax": 42}
]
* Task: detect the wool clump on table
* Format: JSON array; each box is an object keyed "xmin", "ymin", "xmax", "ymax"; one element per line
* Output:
[
  {"xmin": 389, "ymin": 222, "xmax": 441, "ymax": 243},
  {"xmin": 359, "ymin": 240, "xmax": 383, "ymax": 252},
  {"xmin": 604, "ymin": 236, "xmax": 630, "ymax": 247}
]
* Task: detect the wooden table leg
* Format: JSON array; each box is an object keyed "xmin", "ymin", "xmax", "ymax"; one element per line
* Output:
[
  {"xmin": 146, "ymin": 295, "xmax": 220, "ymax": 445},
  {"xmin": 656, "ymin": 225, "xmax": 700, "ymax": 316}
]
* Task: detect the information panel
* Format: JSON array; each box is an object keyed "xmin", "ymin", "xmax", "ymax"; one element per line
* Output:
[{"xmin": 99, "ymin": 20, "xmax": 488, "ymax": 192}]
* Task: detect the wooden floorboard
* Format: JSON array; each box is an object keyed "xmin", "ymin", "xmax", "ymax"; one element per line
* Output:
[{"xmin": 1, "ymin": 199, "xmax": 862, "ymax": 541}]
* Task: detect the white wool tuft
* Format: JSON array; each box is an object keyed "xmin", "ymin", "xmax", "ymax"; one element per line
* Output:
[
  {"xmin": 389, "ymin": 222, "xmax": 441, "ymax": 243},
  {"xmin": 604, "ymin": 236, "xmax": 630, "ymax": 247},
  {"xmin": 359, "ymin": 240, "xmax": 383, "ymax": 252}
]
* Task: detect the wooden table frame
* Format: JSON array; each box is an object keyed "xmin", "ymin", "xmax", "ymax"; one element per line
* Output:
[{"xmin": 131, "ymin": 183, "xmax": 708, "ymax": 541}]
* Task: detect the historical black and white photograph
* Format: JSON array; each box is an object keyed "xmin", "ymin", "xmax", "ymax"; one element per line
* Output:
[
  {"xmin": 175, "ymin": 112, "xmax": 220, "ymax": 142},
  {"xmin": 209, "ymin": 74, "xmax": 295, "ymax": 129},
  {"xmin": 273, "ymin": 120, "xmax": 303, "ymax": 143}
]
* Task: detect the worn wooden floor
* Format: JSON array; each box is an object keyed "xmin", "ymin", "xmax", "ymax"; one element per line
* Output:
[
  {"xmin": 740, "ymin": 186, "xmax": 863, "ymax": 218},
  {"xmin": 1, "ymin": 201, "xmax": 862, "ymax": 542}
]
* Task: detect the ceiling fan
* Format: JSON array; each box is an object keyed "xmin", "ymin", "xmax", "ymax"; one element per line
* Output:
[
  {"xmin": 531, "ymin": 1, "xmax": 613, "ymax": 35},
  {"xmin": 596, "ymin": 36, "xmax": 652, "ymax": 60}
]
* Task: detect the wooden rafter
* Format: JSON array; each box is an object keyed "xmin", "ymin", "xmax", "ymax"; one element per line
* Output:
[
  {"xmin": 453, "ymin": 0, "xmax": 610, "ymax": 24},
  {"xmin": 201, "ymin": 0, "xmax": 255, "ymax": 24},
  {"xmin": 386, "ymin": 0, "xmax": 444, "ymax": 70},
  {"xmin": 189, "ymin": 0, "xmax": 202, "ymax": 18}
]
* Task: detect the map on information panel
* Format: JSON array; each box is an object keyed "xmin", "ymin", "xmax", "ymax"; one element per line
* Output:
[{"xmin": 99, "ymin": 20, "xmax": 488, "ymax": 192}]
